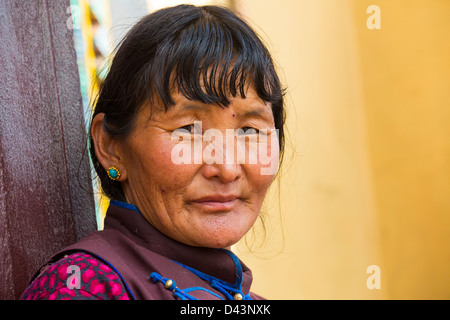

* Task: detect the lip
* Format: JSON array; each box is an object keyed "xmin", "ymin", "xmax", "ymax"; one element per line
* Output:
[{"xmin": 191, "ymin": 195, "xmax": 239, "ymax": 212}]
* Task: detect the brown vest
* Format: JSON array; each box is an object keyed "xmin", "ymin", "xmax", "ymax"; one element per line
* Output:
[{"xmin": 47, "ymin": 201, "xmax": 263, "ymax": 300}]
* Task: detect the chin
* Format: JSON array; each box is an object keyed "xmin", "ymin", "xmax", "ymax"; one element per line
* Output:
[
  {"xmin": 200, "ymin": 239, "xmax": 239, "ymax": 250},
  {"xmin": 194, "ymin": 228, "xmax": 247, "ymax": 249},
  {"xmin": 185, "ymin": 211, "xmax": 257, "ymax": 249}
]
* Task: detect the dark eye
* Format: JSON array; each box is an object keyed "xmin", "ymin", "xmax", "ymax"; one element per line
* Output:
[
  {"xmin": 179, "ymin": 124, "xmax": 194, "ymax": 133},
  {"xmin": 239, "ymin": 127, "xmax": 259, "ymax": 135},
  {"xmin": 178, "ymin": 123, "xmax": 202, "ymax": 135}
]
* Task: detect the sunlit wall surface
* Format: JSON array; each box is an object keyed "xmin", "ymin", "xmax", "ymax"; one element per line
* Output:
[
  {"xmin": 234, "ymin": 0, "xmax": 450, "ymax": 300},
  {"xmin": 72, "ymin": 0, "xmax": 450, "ymax": 299}
]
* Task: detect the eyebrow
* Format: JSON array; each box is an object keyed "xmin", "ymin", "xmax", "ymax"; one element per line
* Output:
[
  {"xmin": 181, "ymin": 103, "xmax": 273, "ymax": 119},
  {"xmin": 181, "ymin": 104, "xmax": 210, "ymax": 112},
  {"xmin": 240, "ymin": 107, "xmax": 271, "ymax": 118}
]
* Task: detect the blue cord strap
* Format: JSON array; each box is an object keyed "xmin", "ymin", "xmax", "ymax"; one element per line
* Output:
[
  {"xmin": 149, "ymin": 271, "xmax": 251, "ymax": 300},
  {"xmin": 172, "ymin": 262, "xmax": 250, "ymax": 300},
  {"xmin": 150, "ymin": 272, "xmax": 222, "ymax": 300},
  {"xmin": 149, "ymin": 250, "xmax": 252, "ymax": 300}
]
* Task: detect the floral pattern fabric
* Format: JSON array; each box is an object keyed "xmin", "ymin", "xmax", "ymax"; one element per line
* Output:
[{"xmin": 20, "ymin": 252, "xmax": 130, "ymax": 300}]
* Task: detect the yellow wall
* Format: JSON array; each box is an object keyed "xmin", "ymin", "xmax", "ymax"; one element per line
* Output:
[{"xmin": 234, "ymin": 0, "xmax": 450, "ymax": 299}]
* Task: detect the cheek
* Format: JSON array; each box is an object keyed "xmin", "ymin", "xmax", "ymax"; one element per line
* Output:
[
  {"xmin": 247, "ymin": 144, "xmax": 278, "ymax": 193},
  {"xmin": 141, "ymin": 142, "xmax": 197, "ymax": 192},
  {"xmin": 245, "ymin": 165, "xmax": 275, "ymax": 199}
]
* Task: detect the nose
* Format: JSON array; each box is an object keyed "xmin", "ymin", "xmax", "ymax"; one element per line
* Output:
[
  {"xmin": 200, "ymin": 133, "xmax": 243, "ymax": 183},
  {"xmin": 201, "ymin": 162, "xmax": 243, "ymax": 183}
]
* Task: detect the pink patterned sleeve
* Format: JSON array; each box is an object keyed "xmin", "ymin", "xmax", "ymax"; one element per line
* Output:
[{"xmin": 20, "ymin": 252, "xmax": 130, "ymax": 300}]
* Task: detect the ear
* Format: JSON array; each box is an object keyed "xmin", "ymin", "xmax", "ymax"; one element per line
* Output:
[{"xmin": 90, "ymin": 113, "xmax": 127, "ymax": 182}]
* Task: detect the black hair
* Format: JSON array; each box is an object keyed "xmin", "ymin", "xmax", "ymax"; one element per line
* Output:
[{"xmin": 89, "ymin": 4, "xmax": 286, "ymax": 201}]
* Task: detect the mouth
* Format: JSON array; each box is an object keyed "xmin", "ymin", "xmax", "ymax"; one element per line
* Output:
[{"xmin": 191, "ymin": 195, "xmax": 239, "ymax": 212}]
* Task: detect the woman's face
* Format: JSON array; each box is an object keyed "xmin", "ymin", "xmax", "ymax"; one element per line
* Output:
[{"xmin": 117, "ymin": 87, "xmax": 279, "ymax": 249}]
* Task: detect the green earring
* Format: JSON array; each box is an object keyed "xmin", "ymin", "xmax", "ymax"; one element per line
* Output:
[{"xmin": 107, "ymin": 167, "xmax": 121, "ymax": 181}]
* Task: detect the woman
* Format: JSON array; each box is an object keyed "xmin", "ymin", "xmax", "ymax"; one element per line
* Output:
[{"xmin": 21, "ymin": 4, "xmax": 285, "ymax": 300}]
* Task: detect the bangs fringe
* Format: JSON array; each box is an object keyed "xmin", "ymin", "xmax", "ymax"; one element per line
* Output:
[{"xmin": 146, "ymin": 7, "xmax": 283, "ymax": 109}]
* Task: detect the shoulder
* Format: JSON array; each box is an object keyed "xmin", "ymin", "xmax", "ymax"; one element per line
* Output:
[{"xmin": 20, "ymin": 252, "xmax": 130, "ymax": 300}]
